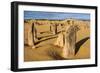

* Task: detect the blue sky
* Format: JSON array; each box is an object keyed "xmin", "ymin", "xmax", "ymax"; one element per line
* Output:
[{"xmin": 24, "ymin": 11, "xmax": 90, "ymax": 20}]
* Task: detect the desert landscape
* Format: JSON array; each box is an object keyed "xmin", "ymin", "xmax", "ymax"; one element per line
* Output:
[{"xmin": 24, "ymin": 18, "xmax": 90, "ymax": 62}]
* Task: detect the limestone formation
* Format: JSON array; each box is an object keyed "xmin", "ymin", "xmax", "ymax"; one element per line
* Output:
[
  {"xmin": 54, "ymin": 20, "xmax": 80, "ymax": 58},
  {"xmin": 62, "ymin": 25, "xmax": 79, "ymax": 58},
  {"xmin": 25, "ymin": 21, "xmax": 38, "ymax": 48}
]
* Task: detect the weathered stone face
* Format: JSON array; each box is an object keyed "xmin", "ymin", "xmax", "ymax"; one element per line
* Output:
[
  {"xmin": 24, "ymin": 21, "xmax": 34, "ymax": 46},
  {"xmin": 64, "ymin": 25, "xmax": 80, "ymax": 58},
  {"xmin": 24, "ymin": 20, "xmax": 37, "ymax": 48},
  {"xmin": 54, "ymin": 32, "xmax": 65, "ymax": 47},
  {"xmin": 54, "ymin": 20, "xmax": 80, "ymax": 58}
]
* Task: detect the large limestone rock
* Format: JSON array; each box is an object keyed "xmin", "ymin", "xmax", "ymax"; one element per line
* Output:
[
  {"xmin": 62, "ymin": 25, "xmax": 77, "ymax": 58},
  {"xmin": 54, "ymin": 32, "xmax": 65, "ymax": 47},
  {"xmin": 24, "ymin": 21, "xmax": 36, "ymax": 48},
  {"xmin": 54, "ymin": 20, "xmax": 80, "ymax": 59}
]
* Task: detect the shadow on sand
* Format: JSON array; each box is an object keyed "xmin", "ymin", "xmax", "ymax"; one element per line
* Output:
[
  {"xmin": 35, "ymin": 31, "xmax": 63, "ymax": 45},
  {"xmin": 37, "ymin": 31, "xmax": 62, "ymax": 40},
  {"xmin": 37, "ymin": 34, "xmax": 54, "ymax": 40},
  {"xmin": 75, "ymin": 37, "xmax": 90, "ymax": 55},
  {"xmin": 35, "ymin": 36, "xmax": 57, "ymax": 45}
]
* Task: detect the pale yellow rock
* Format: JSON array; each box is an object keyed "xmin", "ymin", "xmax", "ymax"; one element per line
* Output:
[
  {"xmin": 54, "ymin": 20, "xmax": 79, "ymax": 59},
  {"xmin": 54, "ymin": 32, "xmax": 65, "ymax": 47},
  {"xmin": 27, "ymin": 23, "xmax": 34, "ymax": 46}
]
